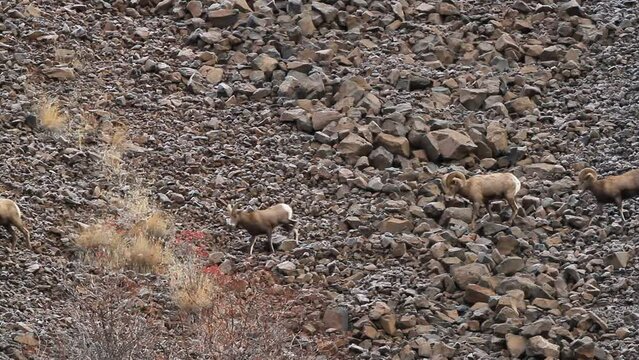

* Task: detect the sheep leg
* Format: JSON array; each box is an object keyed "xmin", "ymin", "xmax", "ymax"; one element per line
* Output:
[
  {"xmin": 249, "ymin": 236, "xmax": 257, "ymax": 255},
  {"xmin": 268, "ymin": 231, "xmax": 275, "ymax": 253},
  {"xmin": 507, "ymin": 198, "xmax": 519, "ymax": 225},
  {"xmin": 484, "ymin": 200, "xmax": 494, "ymax": 220},
  {"xmin": 588, "ymin": 204, "xmax": 603, "ymax": 226},
  {"xmin": 471, "ymin": 202, "xmax": 481, "ymax": 229},
  {"xmin": 615, "ymin": 198, "xmax": 626, "ymax": 222},
  {"xmin": 5, "ymin": 225, "xmax": 17, "ymax": 250},
  {"xmin": 14, "ymin": 220, "xmax": 31, "ymax": 249}
]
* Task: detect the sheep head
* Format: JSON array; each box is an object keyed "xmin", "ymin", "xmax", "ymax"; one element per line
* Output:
[
  {"xmin": 578, "ymin": 168, "xmax": 598, "ymax": 190},
  {"xmin": 444, "ymin": 171, "xmax": 467, "ymax": 196},
  {"xmin": 226, "ymin": 203, "xmax": 243, "ymax": 227}
]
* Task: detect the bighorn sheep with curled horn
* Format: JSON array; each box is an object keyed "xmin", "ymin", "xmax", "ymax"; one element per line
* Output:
[
  {"xmin": 0, "ymin": 198, "xmax": 31, "ymax": 250},
  {"xmin": 223, "ymin": 200, "xmax": 299, "ymax": 255},
  {"xmin": 578, "ymin": 167, "xmax": 639, "ymax": 223},
  {"xmin": 443, "ymin": 171, "xmax": 523, "ymax": 229}
]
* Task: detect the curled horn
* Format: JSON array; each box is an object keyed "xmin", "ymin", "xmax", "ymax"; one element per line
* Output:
[
  {"xmin": 445, "ymin": 171, "xmax": 467, "ymax": 190},
  {"xmin": 578, "ymin": 168, "xmax": 598, "ymax": 183}
]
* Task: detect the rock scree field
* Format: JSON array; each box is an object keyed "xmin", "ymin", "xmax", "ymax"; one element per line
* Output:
[{"xmin": 1, "ymin": 0, "xmax": 638, "ymax": 359}]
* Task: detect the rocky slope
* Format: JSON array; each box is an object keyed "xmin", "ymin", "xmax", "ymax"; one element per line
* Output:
[{"xmin": 1, "ymin": 0, "xmax": 638, "ymax": 359}]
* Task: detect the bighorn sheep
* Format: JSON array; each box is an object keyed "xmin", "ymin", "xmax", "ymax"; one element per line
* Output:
[
  {"xmin": 226, "ymin": 202, "xmax": 298, "ymax": 255},
  {"xmin": 578, "ymin": 167, "xmax": 639, "ymax": 223},
  {"xmin": 0, "ymin": 198, "xmax": 31, "ymax": 250},
  {"xmin": 443, "ymin": 171, "xmax": 522, "ymax": 229}
]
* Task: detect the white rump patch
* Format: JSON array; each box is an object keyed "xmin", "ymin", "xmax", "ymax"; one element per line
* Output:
[
  {"xmin": 510, "ymin": 174, "xmax": 521, "ymax": 195},
  {"xmin": 13, "ymin": 202, "xmax": 22, "ymax": 218},
  {"xmin": 280, "ymin": 203, "xmax": 293, "ymax": 220}
]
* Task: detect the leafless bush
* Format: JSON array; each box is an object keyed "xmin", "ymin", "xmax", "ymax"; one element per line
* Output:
[
  {"xmin": 171, "ymin": 269, "xmax": 314, "ymax": 360},
  {"xmin": 168, "ymin": 254, "xmax": 215, "ymax": 312},
  {"xmin": 43, "ymin": 272, "xmax": 315, "ymax": 360},
  {"xmin": 42, "ymin": 278, "xmax": 164, "ymax": 360}
]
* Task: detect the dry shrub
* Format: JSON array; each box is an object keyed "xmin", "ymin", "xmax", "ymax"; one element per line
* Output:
[
  {"xmin": 76, "ymin": 223, "xmax": 121, "ymax": 250},
  {"xmin": 129, "ymin": 211, "xmax": 173, "ymax": 243},
  {"xmin": 102, "ymin": 148, "xmax": 125, "ymax": 177},
  {"xmin": 116, "ymin": 186, "xmax": 152, "ymax": 225},
  {"xmin": 109, "ymin": 126, "xmax": 128, "ymax": 151},
  {"xmin": 74, "ymin": 111, "xmax": 98, "ymax": 150},
  {"xmin": 105, "ymin": 186, "xmax": 153, "ymax": 228},
  {"xmin": 170, "ymin": 269, "xmax": 314, "ymax": 359},
  {"xmin": 127, "ymin": 235, "xmax": 167, "ymax": 273},
  {"xmin": 77, "ymin": 227, "xmax": 170, "ymax": 273},
  {"xmin": 43, "ymin": 278, "xmax": 165, "ymax": 360},
  {"xmin": 143, "ymin": 210, "xmax": 172, "ymax": 240},
  {"xmin": 54, "ymin": 48, "xmax": 75, "ymax": 63},
  {"xmin": 101, "ymin": 126, "xmax": 129, "ymax": 178},
  {"xmin": 25, "ymin": 4, "xmax": 42, "ymax": 17},
  {"xmin": 168, "ymin": 256, "xmax": 215, "ymax": 312},
  {"xmin": 38, "ymin": 98, "xmax": 68, "ymax": 130},
  {"xmin": 76, "ymin": 223, "xmax": 128, "ymax": 269},
  {"xmin": 78, "ymin": 188, "xmax": 175, "ymax": 274}
]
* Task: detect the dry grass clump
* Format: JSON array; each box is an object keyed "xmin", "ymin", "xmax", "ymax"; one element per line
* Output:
[
  {"xmin": 76, "ymin": 223, "xmax": 122, "ymax": 249},
  {"xmin": 76, "ymin": 225, "xmax": 170, "ymax": 273},
  {"xmin": 77, "ymin": 188, "xmax": 175, "ymax": 274},
  {"xmin": 54, "ymin": 48, "xmax": 75, "ymax": 63},
  {"xmin": 143, "ymin": 210, "xmax": 172, "ymax": 240},
  {"xmin": 109, "ymin": 126, "xmax": 128, "ymax": 151},
  {"xmin": 168, "ymin": 258, "xmax": 215, "ymax": 312},
  {"xmin": 114, "ymin": 186, "xmax": 151, "ymax": 224},
  {"xmin": 38, "ymin": 97, "xmax": 68, "ymax": 130},
  {"xmin": 129, "ymin": 211, "xmax": 173, "ymax": 243},
  {"xmin": 127, "ymin": 235, "xmax": 169, "ymax": 273},
  {"xmin": 76, "ymin": 223, "xmax": 128, "ymax": 269},
  {"xmin": 101, "ymin": 125, "xmax": 129, "ymax": 178},
  {"xmin": 102, "ymin": 148, "xmax": 125, "ymax": 177},
  {"xmin": 74, "ymin": 111, "xmax": 99, "ymax": 150}
]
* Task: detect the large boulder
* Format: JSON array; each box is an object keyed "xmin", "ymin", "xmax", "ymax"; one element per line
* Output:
[
  {"xmin": 451, "ymin": 263, "xmax": 490, "ymax": 290},
  {"xmin": 375, "ymin": 133, "xmax": 410, "ymax": 157},
  {"xmin": 486, "ymin": 121, "xmax": 509, "ymax": 154},
  {"xmin": 334, "ymin": 77, "xmax": 368, "ymax": 103},
  {"xmin": 278, "ymin": 71, "xmax": 325, "ymax": 100},
  {"xmin": 379, "ymin": 217, "xmax": 413, "ymax": 234},
  {"xmin": 336, "ymin": 133, "xmax": 373, "ymax": 160},
  {"xmin": 311, "ymin": 110, "xmax": 341, "ymax": 131},
  {"xmin": 459, "ymin": 88, "xmax": 489, "ymax": 110},
  {"xmin": 424, "ymin": 129, "xmax": 477, "ymax": 160},
  {"xmin": 369, "ymin": 146, "xmax": 394, "ymax": 169}
]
